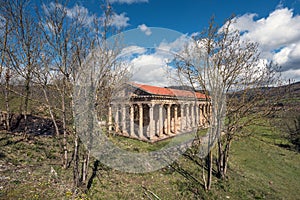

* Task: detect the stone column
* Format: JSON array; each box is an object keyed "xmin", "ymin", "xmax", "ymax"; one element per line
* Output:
[
  {"xmin": 138, "ymin": 103, "xmax": 143, "ymax": 138},
  {"xmin": 121, "ymin": 104, "xmax": 126, "ymax": 134},
  {"xmin": 115, "ymin": 104, "xmax": 119, "ymax": 132},
  {"xmin": 209, "ymin": 104, "xmax": 212, "ymax": 123},
  {"xmin": 206, "ymin": 104, "xmax": 210, "ymax": 126},
  {"xmin": 203, "ymin": 104, "xmax": 206, "ymax": 125},
  {"xmin": 167, "ymin": 104, "xmax": 171, "ymax": 135},
  {"xmin": 200, "ymin": 104, "xmax": 204, "ymax": 127},
  {"xmin": 174, "ymin": 105, "xmax": 178, "ymax": 134},
  {"xmin": 180, "ymin": 104, "xmax": 184, "ymax": 132},
  {"xmin": 159, "ymin": 104, "xmax": 163, "ymax": 137},
  {"xmin": 108, "ymin": 105, "xmax": 112, "ymax": 131},
  {"xmin": 191, "ymin": 103, "xmax": 195, "ymax": 128},
  {"xmin": 130, "ymin": 104, "xmax": 134, "ymax": 136},
  {"xmin": 195, "ymin": 103, "xmax": 199, "ymax": 127},
  {"xmin": 186, "ymin": 104, "xmax": 190, "ymax": 130},
  {"xmin": 148, "ymin": 103, "xmax": 154, "ymax": 140}
]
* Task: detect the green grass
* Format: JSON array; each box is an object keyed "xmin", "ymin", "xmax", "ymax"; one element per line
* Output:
[
  {"xmin": 224, "ymin": 126, "xmax": 300, "ymax": 200},
  {"xmin": 0, "ymin": 93, "xmax": 23, "ymax": 113},
  {"xmin": 0, "ymin": 123, "xmax": 299, "ymax": 200},
  {"xmin": 228, "ymin": 136, "xmax": 300, "ymax": 199},
  {"xmin": 0, "ymin": 132, "xmax": 74, "ymax": 200},
  {"xmin": 106, "ymin": 129, "xmax": 207, "ymax": 152}
]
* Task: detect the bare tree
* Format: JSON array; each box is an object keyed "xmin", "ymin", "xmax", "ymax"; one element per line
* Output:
[
  {"xmin": 38, "ymin": 0, "xmax": 94, "ymax": 169},
  {"xmin": 174, "ymin": 17, "xmax": 280, "ymax": 189},
  {"xmin": 74, "ymin": 2, "xmax": 132, "ymax": 188},
  {"xmin": 0, "ymin": 17, "xmax": 12, "ymax": 130},
  {"xmin": 0, "ymin": 0, "xmax": 130, "ymax": 192},
  {"xmin": 0, "ymin": 0, "xmax": 43, "ymax": 134},
  {"xmin": 38, "ymin": 0, "xmax": 130, "ymax": 189}
]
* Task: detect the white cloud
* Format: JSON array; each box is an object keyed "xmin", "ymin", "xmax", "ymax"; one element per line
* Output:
[
  {"xmin": 130, "ymin": 54, "xmax": 172, "ymax": 86},
  {"xmin": 273, "ymin": 42, "xmax": 300, "ymax": 70},
  {"xmin": 123, "ymin": 36, "xmax": 195, "ymax": 86},
  {"xmin": 190, "ymin": 32, "xmax": 200, "ymax": 38},
  {"xmin": 230, "ymin": 13, "xmax": 258, "ymax": 33},
  {"xmin": 138, "ymin": 24, "xmax": 152, "ymax": 36},
  {"xmin": 67, "ymin": 5, "xmax": 88, "ymax": 18},
  {"xmin": 66, "ymin": 4, "xmax": 95, "ymax": 26},
  {"xmin": 119, "ymin": 44, "xmax": 182, "ymax": 86},
  {"xmin": 42, "ymin": 3, "xmax": 95, "ymax": 27},
  {"xmin": 231, "ymin": 7, "xmax": 300, "ymax": 80},
  {"xmin": 42, "ymin": 2, "xmax": 66, "ymax": 17},
  {"xmin": 110, "ymin": 13, "xmax": 129, "ymax": 29},
  {"xmin": 233, "ymin": 8, "xmax": 300, "ymax": 51},
  {"xmin": 120, "ymin": 45, "xmax": 147, "ymax": 56},
  {"xmin": 108, "ymin": 0, "xmax": 148, "ymax": 4},
  {"xmin": 157, "ymin": 35, "xmax": 191, "ymax": 52},
  {"xmin": 281, "ymin": 68, "xmax": 300, "ymax": 82}
]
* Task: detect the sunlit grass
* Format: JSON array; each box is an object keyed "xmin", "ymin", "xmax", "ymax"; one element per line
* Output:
[{"xmin": 104, "ymin": 128, "xmax": 207, "ymax": 153}]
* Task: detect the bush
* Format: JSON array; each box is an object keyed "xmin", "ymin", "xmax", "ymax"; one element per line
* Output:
[{"xmin": 286, "ymin": 114, "xmax": 300, "ymax": 152}]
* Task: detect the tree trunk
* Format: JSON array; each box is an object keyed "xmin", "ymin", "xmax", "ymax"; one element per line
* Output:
[
  {"xmin": 73, "ymin": 132, "xmax": 80, "ymax": 188},
  {"xmin": 61, "ymin": 76, "xmax": 70, "ymax": 169},
  {"xmin": 206, "ymin": 151, "xmax": 213, "ymax": 190},
  {"xmin": 222, "ymin": 139, "xmax": 232, "ymax": 177},
  {"xmin": 81, "ymin": 151, "xmax": 90, "ymax": 185},
  {"xmin": 23, "ymin": 74, "xmax": 31, "ymax": 135},
  {"xmin": 62, "ymin": 79, "xmax": 68, "ymax": 169},
  {"xmin": 217, "ymin": 139, "xmax": 224, "ymax": 179},
  {"xmin": 42, "ymin": 84, "xmax": 64, "ymax": 166},
  {"xmin": 42, "ymin": 85, "xmax": 60, "ymax": 136},
  {"xmin": 1, "ymin": 21, "xmax": 9, "ymax": 131},
  {"xmin": 4, "ymin": 68, "xmax": 10, "ymax": 131},
  {"xmin": 217, "ymin": 137, "xmax": 232, "ymax": 179}
]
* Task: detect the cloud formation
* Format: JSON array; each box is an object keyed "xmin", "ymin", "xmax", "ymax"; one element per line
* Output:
[
  {"xmin": 232, "ymin": 7, "xmax": 300, "ymax": 78},
  {"xmin": 120, "ymin": 45, "xmax": 147, "ymax": 56},
  {"xmin": 43, "ymin": 3, "xmax": 96, "ymax": 28},
  {"xmin": 122, "ymin": 35, "xmax": 193, "ymax": 86},
  {"xmin": 43, "ymin": 2, "xmax": 130, "ymax": 30},
  {"xmin": 130, "ymin": 54, "xmax": 171, "ymax": 86},
  {"xmin": 110, "ymin": 13, "xmax": 130, "ymax": 29},
  {"xmin": 138, "ymin": 24, "xmax": 152, "ymax": 36},
  {"xmin": 282, "ymin": 68, "xmax": 300, "ymax": 81},
  {"xmin": 108, "ymin": 0, "xmax": 148, "ymax": 4},
  {"xmin": 66, "ymin": 4, "xmax": 95, "ymax": 26}
]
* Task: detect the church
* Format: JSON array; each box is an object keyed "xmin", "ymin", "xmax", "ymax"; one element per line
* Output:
[{"xmin": 108, "ymin": 82, "xmax": 211, "ymax": 142}]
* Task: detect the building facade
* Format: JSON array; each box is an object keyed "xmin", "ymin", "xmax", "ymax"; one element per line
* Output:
[{"xmin": 108, "ymin": 83, "xmax": 211, "ymax": 142}]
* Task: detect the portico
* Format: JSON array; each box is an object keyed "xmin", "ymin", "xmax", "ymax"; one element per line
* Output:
[{"xmin": 108, "ymin": 83, "xmax": 211, "ymax": 142}]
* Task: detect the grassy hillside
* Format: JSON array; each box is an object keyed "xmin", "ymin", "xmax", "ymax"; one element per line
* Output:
[
  {"xmin": 0, "ymin": 123, "xmax": 299, "ymax": 200},
  {"xmin": 0, "ymin": 83, "xmax": 299, "ymax": 199}
]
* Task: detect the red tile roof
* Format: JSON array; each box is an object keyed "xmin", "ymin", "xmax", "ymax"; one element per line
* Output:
[{"xmin": 131, "ymin": 83, "xmax": 207, "ymax": 99}]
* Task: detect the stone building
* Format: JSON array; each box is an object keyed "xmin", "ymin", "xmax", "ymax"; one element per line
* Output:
[{"xmin": 108, "ymin": 83, "xmax": 211, "ymax": 142}]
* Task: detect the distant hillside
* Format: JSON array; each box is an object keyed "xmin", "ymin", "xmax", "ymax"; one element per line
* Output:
[
  {"xmin": 167, "ymin": 85, "xmax": 194, "ymax": 91},
  {"xmin": 280, "ymin": 81, "xmax": 300, "ymax": 96},
  {"xmin": 259, "ymin": 81, "xmax": 300, "ymax": 108},
  {"xmin": 168, "ymin": 81, "xmax": 300, "ymax": 110},
  {"xmin": 168, "ymin": 81, "xmax": 300, "ymax": 95}
]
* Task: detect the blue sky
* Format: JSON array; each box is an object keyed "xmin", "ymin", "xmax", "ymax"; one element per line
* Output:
[
  {"xmin": 113, "ymin": 0, "xmax": 298, "ymax": 33},
  {"xmin": 35, "ymin": 0, "xmax": 300, "ymax": 85},
  {"xmin": 74, "ymin": 0, "xmax": 300, "ymax": 34}
]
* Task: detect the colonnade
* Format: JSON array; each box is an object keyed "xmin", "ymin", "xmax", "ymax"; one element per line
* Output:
[{"xmin": 108, "ymin": 101, "xmax": 211, "ymax": 141}]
